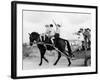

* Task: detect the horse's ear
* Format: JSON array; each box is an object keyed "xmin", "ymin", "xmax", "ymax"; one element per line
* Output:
[{"xmin": 28, "ymin": 33, "xmax": 30, "ymax": 36}]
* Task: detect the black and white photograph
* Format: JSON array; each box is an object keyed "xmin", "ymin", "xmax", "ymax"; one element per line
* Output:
[
  {"xmin": 11, "ymin": 1, "xmax": 97, "ymax": 79},
  {"xmin": 23, "ymin": 10, "xmax": 91, "ymax": 69}
]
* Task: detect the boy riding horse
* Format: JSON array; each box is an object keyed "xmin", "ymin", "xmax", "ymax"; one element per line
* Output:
[
  {"xmin": 40, "ymin": 24, "xmax": 55, "ymax": 43},
  {"xmin": 45, "ymin": 24, "xmax": 55, "ymax": 45}
]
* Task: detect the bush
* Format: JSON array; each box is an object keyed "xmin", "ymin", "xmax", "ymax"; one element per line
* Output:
[{"xmin": 22, "ymin": 43, "xmax": 32, "ymax": 59}]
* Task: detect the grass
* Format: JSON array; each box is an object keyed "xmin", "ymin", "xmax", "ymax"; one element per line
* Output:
[{"xmin": 22, "ymin": 43, "xmax": 91, "ymax": 59}]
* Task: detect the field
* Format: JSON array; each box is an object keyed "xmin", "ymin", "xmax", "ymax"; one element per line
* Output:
[{"xmin": 22, "ymin": 43, "xmax": 91, "ymax": 70}]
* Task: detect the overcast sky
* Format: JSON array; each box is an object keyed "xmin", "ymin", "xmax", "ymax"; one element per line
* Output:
[{"xmin": 23, "ymin": 10, "xmax": 92, "ymax": 43}]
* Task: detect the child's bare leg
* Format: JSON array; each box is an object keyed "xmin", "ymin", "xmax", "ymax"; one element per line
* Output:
[{"xmin": 51, "ymin": 37, "xmax": 54, "ymax": 45}]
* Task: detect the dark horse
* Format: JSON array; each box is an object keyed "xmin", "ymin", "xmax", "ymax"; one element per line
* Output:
[{"xmin": 29, "ymin": 32, "xmax": 74, "ymax": 66}]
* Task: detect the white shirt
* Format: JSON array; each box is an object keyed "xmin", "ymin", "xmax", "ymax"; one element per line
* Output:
[
  {"xmin": 45, "ymin": 27, "xmax": 55, "ymax": 37},
  {"xmin": 56, "ymin": 27, "xmax": 60, "ymax": 34}
]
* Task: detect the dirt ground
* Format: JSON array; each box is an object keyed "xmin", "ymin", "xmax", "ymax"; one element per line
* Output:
[{"xmin": 22, "ymin": 45, "xmax": 91, "ymax": 70}]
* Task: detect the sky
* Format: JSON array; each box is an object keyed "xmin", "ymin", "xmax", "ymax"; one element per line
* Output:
[{"xmin": 23, "ymin": 10, "xmax": 92, "ymax": 43}]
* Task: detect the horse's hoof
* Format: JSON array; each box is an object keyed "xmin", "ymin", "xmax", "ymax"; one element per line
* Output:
[
  {"xmin": 53, "ymin": 63, "xmax": 56, "ymax": 66},
  {"xmin": 68, "ymin": 63, "xmax": 71, "ymax": 66},
  {"xmin": 39, "ymin": 63, "xmax": 42, "ymax": 66}
]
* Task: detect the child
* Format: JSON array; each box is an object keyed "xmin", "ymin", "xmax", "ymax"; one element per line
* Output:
[
  {"xmin": 55, "ymin": 24, "xmax": 61, "ymax": 38},
  {"xmin": 45, "ymin": 24, "xmax": 55, "ymax": 45},
  {"xmin": 52, "ymin": 20, "xmax": 61, "ymax": 38},
  {"xmin": 49, "ymin": 24, "xmax": 55, "ymax": 45}
]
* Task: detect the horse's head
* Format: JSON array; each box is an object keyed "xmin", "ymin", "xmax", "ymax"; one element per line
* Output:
[{"xmin": 28, "ymin": 32, "xmax": 40, "ymax": 46}]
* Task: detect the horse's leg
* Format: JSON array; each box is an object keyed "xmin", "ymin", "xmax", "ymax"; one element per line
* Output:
[
  {"xmin": 38, "ymin": 46, "xmax": 47, "ymax": 66},
  {"xmin": 65, "ymin": 40, "xmax": 74, "ymax": 57},
  {"xmin": 39, "ymin": 54, "xmax": 43, "ymax": 66},
  {"xmin": 63, "ymin": 51, "xmax": 71, "ymax": 66},
  {"xmin": 67, "ymin": 57, "xmax": 71, "ymax": 66},
  {"xmin": 43, "ymin": 56, "xmax": 48, "ymax": 63},
  {"xmin": 39, "ymin": 50, "xmax": 46, "ymax": 66},
  {"xmin": 53, "ymin": 52, "xmax": 61, "ymax": 65}
]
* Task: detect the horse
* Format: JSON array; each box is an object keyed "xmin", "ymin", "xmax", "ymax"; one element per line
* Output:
[{"xmin": 28, "ymin": 32, "xmax": 74, "ymax": 66}]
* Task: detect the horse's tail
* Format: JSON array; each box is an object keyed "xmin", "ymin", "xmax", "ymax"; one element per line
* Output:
[
  {"xmin": 63, "ymin": 39, "xmax": 74, "ymax": 57},
  {"xmin": 64, "ymin": 40, "xmax": 72, "ymax": 53}
]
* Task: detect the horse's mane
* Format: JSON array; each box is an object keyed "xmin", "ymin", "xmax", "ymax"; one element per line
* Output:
[{"xmin": 31, "ymin": 32, "xmax": 40, "ymax": 36}]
